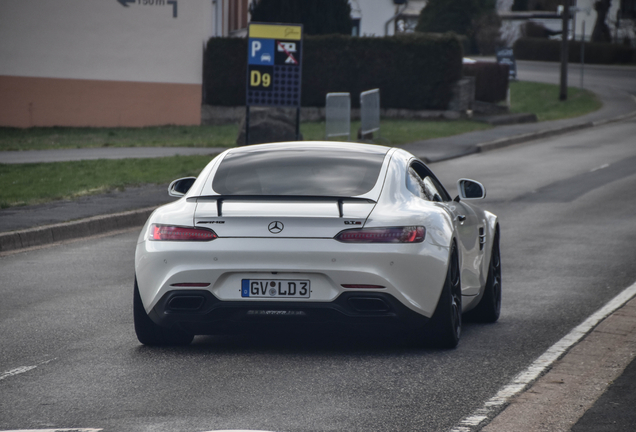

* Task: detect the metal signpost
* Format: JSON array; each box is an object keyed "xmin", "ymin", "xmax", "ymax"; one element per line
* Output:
[
  {"xmin": 245, "ymin": 23, "xmax": 303, "ymax": 146},
  {"xmin": 559, "ymin": 2, "xmax": 569, "ymax": 101}
]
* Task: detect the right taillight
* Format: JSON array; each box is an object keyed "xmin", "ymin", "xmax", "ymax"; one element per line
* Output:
[
  {"xmin": 150, "ymin": 224, "xmax": 217, "ymax": 241},
  {"xmin": 334, "ymin": 226, "xmax": 425, "ymax": 243}
]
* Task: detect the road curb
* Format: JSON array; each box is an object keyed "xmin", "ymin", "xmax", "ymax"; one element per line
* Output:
[
  {"xmin": 477, "ymin": 109, "xmax": 636, "ymax": 155},
  {"xmin": 0, "ymin": 207, "xmax": 156, "ymax": 253},
  {"xmin": 477, "ymin": 122, "xmax": 592, "ymax": 153}
]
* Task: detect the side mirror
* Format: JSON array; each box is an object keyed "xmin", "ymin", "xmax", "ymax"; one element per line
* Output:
[
  {"xmin": 456, "ymin": 178, "xmax": 486, "ymax": 200},
  {"xmin": 168, "ymin": 177, "xmax": 196, "ymax": 197}
]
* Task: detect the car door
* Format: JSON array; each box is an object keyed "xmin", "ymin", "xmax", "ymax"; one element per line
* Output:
[{"xmin": 409, "ymin": 161, "xmax": 483, "ymax": 296}]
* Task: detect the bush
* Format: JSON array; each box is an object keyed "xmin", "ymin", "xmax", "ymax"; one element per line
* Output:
[
  {"xmin": 249, "ymin": 0, "xmax": 352, "ymax": 35},
  {"xmin": 416, "ymin": 0, "xmax": 497, "ymax": 54},
  {"xmin": 204, "ymin": 33, "xmax": 463, "ymax": 110},
  {"xmin": 463, "ymin": 62, "xmax": 509, "ymax": 103},
  {"xmin": 513, "ymin": 37, "xmax": 636, "ymax": 64},
  {"xmin": 416, "ymin": 0, "xmax": 495, "ymax": 36},
  {"xmin": 473, "ymin": 12, "xmax": 503, "ymax": 55}
]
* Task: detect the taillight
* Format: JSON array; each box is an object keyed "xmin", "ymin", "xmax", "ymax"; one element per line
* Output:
[
  {"xmin": 334, "ymin": 226, "xmax": 425, "ymax": 243},
  {"xmin": 150, "ymin": 224, "xmax": 217, "ymax": 241}
]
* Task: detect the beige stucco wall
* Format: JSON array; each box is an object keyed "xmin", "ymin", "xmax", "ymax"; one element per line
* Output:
[{"xmin": 0, "ymin": 0, "xmax": 213, "ymax": 127}]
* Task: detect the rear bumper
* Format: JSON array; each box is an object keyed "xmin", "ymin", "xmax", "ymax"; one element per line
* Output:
[
  {"xmin": 135, "ymin": 237, "xmax": 450, "ymax": 318},
  {"xmin": 149, "ymin": 289, "xmax": 430, "ymax": 335}
]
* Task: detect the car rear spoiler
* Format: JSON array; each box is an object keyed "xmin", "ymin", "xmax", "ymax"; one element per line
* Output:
[{"xmin": 187, "ymin": 195, "xmax": 376, "ymax": 218}]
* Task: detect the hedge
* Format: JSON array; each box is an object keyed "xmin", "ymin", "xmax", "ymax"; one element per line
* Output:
[
  {"xmin": 462, "ymin": 62, "xmax": 509, "ymax": 103},
  {"xmin": 203, "ymin": 33, "xmax": 463, "ymax": 110},
  {"xmin": 513, "ymin": 37, "xmax": 636, "ymax": 64}
]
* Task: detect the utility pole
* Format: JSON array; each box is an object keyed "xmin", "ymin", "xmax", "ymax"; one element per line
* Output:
[{"xmin": 560, "ymin": 1, "xmax": 569, "ymax": 101}]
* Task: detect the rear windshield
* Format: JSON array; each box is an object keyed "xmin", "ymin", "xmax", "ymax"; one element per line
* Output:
[{"xmin": 212, "ymin": 146, "xmax": 388, "ymax": 197}]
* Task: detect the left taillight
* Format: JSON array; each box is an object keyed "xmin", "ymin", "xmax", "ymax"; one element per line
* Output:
[
  {"xmin": 334, "ymin": 226, "xmax": 426, "ymax": 243},
  {"xmin": 149, "ymin": 224, "xmax": 218, "ymax": 241}
]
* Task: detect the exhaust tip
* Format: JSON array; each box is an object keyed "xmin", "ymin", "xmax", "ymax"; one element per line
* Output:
[
  {"xmin": 167, "ymin": 295, "xmax": 205, "ymax": 311},
  {"xmin": 348, "ymin": 297, "xmax": 391, "ymax": 313}
]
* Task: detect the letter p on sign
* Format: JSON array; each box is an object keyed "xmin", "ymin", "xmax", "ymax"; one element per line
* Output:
[{"xmin": 251, "ymin": 41, "xmax": 261, "ymax": 58}]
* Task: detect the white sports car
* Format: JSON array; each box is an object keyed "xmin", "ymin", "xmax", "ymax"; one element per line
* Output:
[{"xmin": 134, "ymin": 142, "xmax": 501, "ymax": 348}]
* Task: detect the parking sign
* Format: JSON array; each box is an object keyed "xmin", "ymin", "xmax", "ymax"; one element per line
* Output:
[{"xmin": 246, "ymin": 23, "xmax": 303, "ymax": 108}]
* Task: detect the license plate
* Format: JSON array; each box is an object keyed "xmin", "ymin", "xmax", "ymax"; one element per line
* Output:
[{"xmin": 241, "ymin": 279, "xmax": 310, "ymax": 298}]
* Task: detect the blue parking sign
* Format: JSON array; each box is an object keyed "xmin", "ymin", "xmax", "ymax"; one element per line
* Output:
[
  {"xmin": 246, "ymin": 23, "xmax": 303, "ymax": 108},
  {"xmin": 248, "ymin": 38, "xmax": 275, "ymax": 66}
]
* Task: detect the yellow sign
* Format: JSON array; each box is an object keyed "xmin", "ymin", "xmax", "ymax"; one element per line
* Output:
[{"xmin": 249, "ymin": 24, "xmax": 302, "ymax": 41}]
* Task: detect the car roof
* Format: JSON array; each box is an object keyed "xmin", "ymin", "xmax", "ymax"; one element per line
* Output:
[{"xmin": 225, "ymin": 141, "xmax": 392, "ymax": 157}]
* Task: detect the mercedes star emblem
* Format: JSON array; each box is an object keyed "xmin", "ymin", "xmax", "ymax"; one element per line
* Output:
[{"xmin": 268, "ymin": 221, "xmax": 284, "ymax": 234}]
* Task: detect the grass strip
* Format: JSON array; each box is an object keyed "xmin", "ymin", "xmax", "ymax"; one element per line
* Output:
[
  {"xmin": 301, "ymin": 119, "xmax": 492, "ymax": 144},
  {"xmin": 509, "ymin": 81, "xmax": 602, "ymax": 122},
  {"xmin": 0, "ymin": 119, "xmax": 491, "ymax": 152},
  {"xmin": 0, "ymin": 155, "xmax": 213, "ymax": 208},
  {"xmin": 0, "ymin": 81, "xmax": 601, "ymax": 152},
  {"xmin": 0, "ymin": 124, "xmax": 238, "ymax": 152}
]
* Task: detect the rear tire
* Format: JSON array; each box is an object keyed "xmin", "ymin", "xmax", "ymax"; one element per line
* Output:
[
  {"xmin": 465, "ymin": 228, "xmax": 501, "ymax": 323},
  {"xmin": 134, "ymin": 278, "xmax": 194, "ymax": 346},
  {"xmin": 425, "ymin": 243, "xmax": 462, "ymax": 348}
]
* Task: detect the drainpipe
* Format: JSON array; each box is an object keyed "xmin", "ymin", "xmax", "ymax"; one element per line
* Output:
[{"xmin": 212, "ymin": 0, "xmax": 219, "ymax": 37}]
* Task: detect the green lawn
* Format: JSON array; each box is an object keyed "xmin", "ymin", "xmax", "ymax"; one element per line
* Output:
[
  {"xmin": 0, "ymin": 124, "xmax": 238, "ymax": 152},
  {"xmin": 509, "ymin": 81, "xmax": 602, "ymax": 121},
  {"xmin": 301, "ymin": 119, "xmax": 492, "ymax": 144},
  {"xmin": 0, "ymin": 81, "xmax": 601, "ymax": 152},
  {"xmin": 0, "ymin": 81, "xmax": 603, "ymax": 208},
  {"xmin": 0, "ymin": 155, "xmax": 213, "ymax": 208},
  {"xmin": 0, "ymin": 119, "xmax": 491, "ymax": 152}
]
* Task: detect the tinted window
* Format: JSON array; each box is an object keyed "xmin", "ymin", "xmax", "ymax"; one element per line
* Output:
[
  {"xmin": 406, "ymin": 168, "xmax": 425, "ymax": 198},
  {"xmin": 410, "ymin": 161, "xmax": 452, "ymax": 202},
  {"xmin": 213, "ymin": 146, "xmax": 388, "ymax": 196}
]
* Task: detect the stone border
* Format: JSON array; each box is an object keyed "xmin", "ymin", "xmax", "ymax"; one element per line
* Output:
[
  {"xmin": 478, "ymin": 109, "xmax": 636, "ymax": 154},
  {"xmin": 0, "ymin": 207, "xmax": 156, "ymax": 254}
]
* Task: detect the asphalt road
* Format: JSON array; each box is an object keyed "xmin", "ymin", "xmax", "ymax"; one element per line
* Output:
[
  {"xmin": 1, "ymin": 115, "xmax": 636, "ymax": 431},
  {"xmin": 515, "ymin": 59, "xmax": 636, "ymax": 95}
]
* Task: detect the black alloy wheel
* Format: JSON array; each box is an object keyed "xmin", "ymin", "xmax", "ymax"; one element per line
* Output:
[
  {"xmin": 466, "ymin": 228, "xmax": 501, "ymax": 323},
  {"xmin": 133, "ymin": 277, "xmax": 194, "ymax": 346},
  {"xmin": 425, "ymin": 242, "xmax": 462, "ymax": 348}
]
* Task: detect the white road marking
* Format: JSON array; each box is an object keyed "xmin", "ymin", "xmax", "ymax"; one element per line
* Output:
[
  {"xmin": 450, "ymin": 280, "xmax": 636, "ymax": 432},
  {"xmin": 0, "ymin": 430, "xmax": 102, "ymax": 432},
  {"xmin": 0, "ymin": 366, "xmax": 37, "ymax": 381},
  {"xmin": 0, "ymin": 359, "xmax": 55, "ymax": 382},
  {"xmin": 590, "ymin": 163, "xmax": 610, "ymax": 172}
]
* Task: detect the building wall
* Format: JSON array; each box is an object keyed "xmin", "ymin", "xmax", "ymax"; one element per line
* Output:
[
  {"xmin": 353, "ymin": 0, "xmax": 400, "ymax": 36},
  {"xmin": 499, "ymin": 0, "xmax": 635, "ymax": 45},
  {"xmin": 0, "ymin": 0, "xmax": 214, "ymax": 127}
]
